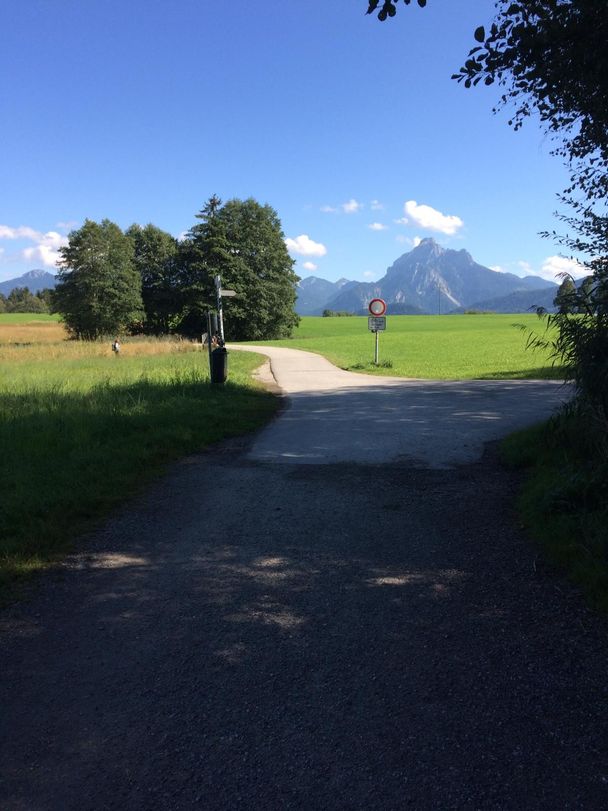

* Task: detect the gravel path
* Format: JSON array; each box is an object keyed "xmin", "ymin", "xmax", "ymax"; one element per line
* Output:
[{"xmin": 1, "ymin": 352, "xmax": 607, "ymax": 810}]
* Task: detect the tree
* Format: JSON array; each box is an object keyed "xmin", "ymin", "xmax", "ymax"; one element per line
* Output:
[
  {"xmin": 126, "ymin": 223, "xmax": 180, "ymax": 335},
  {"xmin": 554, "ymin": 277, "xmax": 577, "ymax": 314},
  {"xmin": 179, "ymin": 197, "xmax": 300, "ymax": 341},
  {"xmin": 36, "ymin": 288, "xmax": 54, "ymax": 310},
  {"xmin": 6, "ymin": 286, "xmax": 48, "ymax": 313},
  {"xmin": 0, "ymin": 294, "xmax": 6, "ymax": 313},
  {"xmin": 177, "ymin": 195, "xmax": 233, "ymax": 338},
  {"xmin": 55, "ymin": 219, "xmax": 144, "ymax": 340}
]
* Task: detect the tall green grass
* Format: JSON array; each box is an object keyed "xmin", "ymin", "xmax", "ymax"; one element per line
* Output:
[
  {"xmin": 245, "ymin": 314, "xmax": 561, "ymax": 379},
  {"xmin": 502, "ymin": 415, "xmax": 608, "ymax": 613},
  {"xmin": 0, "ymin": 348, "xmax": 278, "ymax": 597}
]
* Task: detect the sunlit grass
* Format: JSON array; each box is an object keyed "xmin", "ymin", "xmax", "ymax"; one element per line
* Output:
[
  {"xmin": 0, "ymin": 320, "xmax": 279, "ymax": 599},
  {"xmin": 244, "ymin": 313, "xmax": 561, "ymax": 380}
]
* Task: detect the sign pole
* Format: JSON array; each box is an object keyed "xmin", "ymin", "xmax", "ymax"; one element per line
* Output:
[
  {"xmin": 214, "ymin": 274, "xmax": 225, "ymax": 345},
  {"xmin": 368, "ymin": 298, "xmax": 387, "ymax": 366},
  {"xmin": 206, "ymin": 310, "xmax": 213, "ymax": 373}
]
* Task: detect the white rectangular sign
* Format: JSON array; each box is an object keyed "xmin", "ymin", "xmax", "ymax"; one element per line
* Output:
[{"xmin": 368, "ymin": 316, "xmax": 386, "ymax": 332}]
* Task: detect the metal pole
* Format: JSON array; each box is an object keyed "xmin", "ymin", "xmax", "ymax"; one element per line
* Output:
[
  {"xmin": 214, "ymin": 274, "xmax": 225, "ymax": 345},
  {"xmin": 207, "ymin": 310, "xmax": 213, "ymax": 375},
  {"xmin": 374, "ymin": 330, "xmax": 379, "ymax": 365}
]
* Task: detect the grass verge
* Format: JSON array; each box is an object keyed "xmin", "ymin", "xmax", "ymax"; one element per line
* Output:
[
  {"xmin": 244, "ymin": 314, "xmax": 562, "ymax": 380},
  {"xmin": 0, "ymin": 349, "xmax": 278, "ymax": 600},
  {"xmin": 502, "ymin": 413, "xmax": 608, "ymax": 613}
]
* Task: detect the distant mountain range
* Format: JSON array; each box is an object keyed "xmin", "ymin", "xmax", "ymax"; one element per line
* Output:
[
  {"xmin": 0, "ymin": 269, "xmax": 57, "ymax": 296},
  {"xmin": 296, "ymin": 239, "xmax": 563, "ymax": 315}
]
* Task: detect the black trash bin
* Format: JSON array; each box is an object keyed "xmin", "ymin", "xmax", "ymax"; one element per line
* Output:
[{"xmin": 210, "ymin": 347, "xmax": 228, "ymax": 384}]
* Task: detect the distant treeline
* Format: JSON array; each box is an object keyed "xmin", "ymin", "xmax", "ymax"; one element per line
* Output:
[
  {"xmin": 0, "ymin": 287, "xmax": 53, "ymax": 314},
  {"xmin": 322, "ymin": 309, "xmax": 356, "ymax": 317}
]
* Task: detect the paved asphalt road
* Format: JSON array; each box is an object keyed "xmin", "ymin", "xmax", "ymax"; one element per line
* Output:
[{"xmin": 2, "ymin": 349, "xmax": 607, "ymax": 810}]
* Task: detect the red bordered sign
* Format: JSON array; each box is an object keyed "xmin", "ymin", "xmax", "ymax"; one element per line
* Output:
[{"xmin": 368, "ymin": 298, "xmax": 386, "ymax": 316}]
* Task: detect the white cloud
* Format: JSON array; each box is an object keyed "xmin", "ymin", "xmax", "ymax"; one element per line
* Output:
[
  {"xmin": 363, "ymin": 271, "xmax": 379, "ymax": 280},
  {"xmin": 342, "ymin": 199, "xmax": 363, "ymax": 214},
  {"xmin": 0, "ymin": 224, "xmax": 68, "ymax": 268},
  {"xmin": 0, "ymin": 225, "xmax": 40, "ymax": 241},
  {"xmin": 517, "ymin": 260, "xmax": 533, "ymax": 275},
  {"xmin": 540, "ymin": 255, "xmax": 588, "ymax": 281},
  {"xmin": 403, "ymin": 201, "xmax": 463, "ymax": 235},
  {"xmin": 489, "ymin": 265, "xmax": 506, "ymax": 273},
  {"xmin": 395, "ymin": 235, "xmax": 421, "ymax": 247},
  {"xmin": 302, "ymin": 261, "xmax": 318, "ymax": 271},
  {"xmin": 320, "ymin": 205, "xmax": 337, "ymax": 213},
  {"xmin": 285, "ymin": 234, "xmax": 327, "ymax": 257},
  {"xmin": 56, "ymin": 220, "xmax": 78, "ymax": 231},
  {"xmin": 394, "ymin": 217, "xmax": 408, "ymax": 226},
  {"xmin": 370, "ymin": 200, "xmax": 384, "ymax": 210},
  {"xmin": 368, "ymin": 222, "xmax": 388, "ymax": 231}
]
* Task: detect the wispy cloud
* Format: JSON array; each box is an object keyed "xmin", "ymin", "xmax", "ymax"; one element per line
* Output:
[
  {"xmin": 370, "ymin": 200, "xmax": 384, "ymax": 211},
  {"xmin": 368, "ymin": 222, "xmax": 388, "ymax": 231},
  {"xmin": 285, "ymin": 234, "xmax": 327, "ymax": 257},
  {"xmin": 363, "ymin": 270, "xmax": 378, "ymax": 280},
  {"xmin": 342, "ymin": 199, "xmax": 363, "ymax": 214},
  {"xmin": 489, "ymin": 265, "xmax": 506, "ymax": 273},
  {"xmin": 403, "ymin": 201, "xmax": 463, "ymax": 235},
  {"xmin": 320, "ymin": 205, "xmax": 337, "ymax": 213},
  {"xmin": 302, "ymin": 261, "xmax": 318, "ymax": 271}
]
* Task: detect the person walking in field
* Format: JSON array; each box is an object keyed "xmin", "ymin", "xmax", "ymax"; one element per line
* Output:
[{"xmin": 111, "ymin": 338, "xmax": 121, "ymax": 355}]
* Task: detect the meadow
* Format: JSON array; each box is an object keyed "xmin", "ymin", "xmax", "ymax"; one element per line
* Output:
[
  {"xmin": 248, "ymin": 313, "xmax": 561, "ymax": 380},
  {"xmin": 0, "ymin": 315, "xmax": 278, "ymax": 597}
]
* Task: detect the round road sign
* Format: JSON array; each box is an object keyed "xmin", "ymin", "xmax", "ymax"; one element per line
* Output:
[{"xmin": 368, "ymin": 298, "xmax": 386, "ymax": 316}]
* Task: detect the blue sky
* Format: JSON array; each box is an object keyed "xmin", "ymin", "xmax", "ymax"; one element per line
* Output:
[{"xmin": 0, "ymin": 0, "xmax": 585, "ymax": 285}]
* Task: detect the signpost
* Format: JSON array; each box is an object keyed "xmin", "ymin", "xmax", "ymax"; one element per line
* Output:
[
  {"xmin": 208, "ymin": 275, "xmax": 237, "ymax": 384},
  {"xmin": 368, "ymin": 299, "xmax": 387, "ymax": 365}
]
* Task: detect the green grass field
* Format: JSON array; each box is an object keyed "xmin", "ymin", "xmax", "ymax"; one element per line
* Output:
[
  {"xmin": 0, "ymin": 312, "xmax": 60, "ymax": 323},
  {"xmin": 0, "ymin": 327, "xmax": 278, "ymax": 598},
  {"xmin": 245, "ymin": 314, "xmax": 561, "ymax": 379}
]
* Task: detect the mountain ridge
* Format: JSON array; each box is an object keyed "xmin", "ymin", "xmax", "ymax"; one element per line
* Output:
[
  {"xmin": 296, "ymin": 239, "xmax": 559, "ymax": 315},
  {"xmin": 0, "ymin": 269, "xmax": 57, "ymax": 297}
]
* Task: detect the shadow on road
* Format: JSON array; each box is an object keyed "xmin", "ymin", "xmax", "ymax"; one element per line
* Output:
[{"xmin": 2, "ymin": 451, "xmax": 606, "ymax": 808}]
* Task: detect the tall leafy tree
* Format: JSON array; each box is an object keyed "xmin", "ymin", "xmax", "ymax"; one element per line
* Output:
[
  {"xmin": 177, "ymin": 195, "xmax": 233, "ymax": 338},
  {"xmin": 55, "ymin": 219, "xmax": 143, "ymax": 340},
  {"xmin": 554, "ymin": 277, "xmax": 577, "ymax": 314},
  {"xmin": 180, "ymin": 196, "xmax": 299, "ymax": 341},
  {"xmin": 126, "ymin": 223, "xmax": 180, "ymax": 335}
]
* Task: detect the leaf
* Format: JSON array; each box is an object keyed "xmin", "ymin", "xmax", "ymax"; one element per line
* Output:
[
  {"xmin": 474, "ymin": 26, "xmax": 485, "ymax": 43},
  {"xmin": 417, "ymin": 0, "xmax": 427, "ymax": 6}
]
